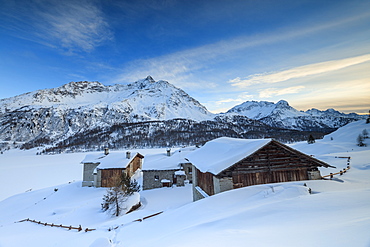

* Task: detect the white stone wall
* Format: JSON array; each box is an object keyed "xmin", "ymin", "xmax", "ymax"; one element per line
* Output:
[
  {"xmin": 308, "ymin": 170, "xmax": 321, "ymax": 180},
  {"xmin": 212, "ymin": 176, "xmax": 233, "ymax": 194},
  {"xmin": 82, "ymin": 163, "xmax": 99, "ymax": 187},
  {"xmin": 219, "ymin": 177, "xmax": 233, "ymax": 192},
  {"xmin": 142, "ymin": 170, "xmax": 177, "ymax": 190}
]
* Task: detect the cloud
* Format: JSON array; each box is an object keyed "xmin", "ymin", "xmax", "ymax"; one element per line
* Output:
[
  {"xmin": 230, "ymin": 54, "xmax": 370, "ymax": 88},
  {"xmin": 214, "ymin": 95, "xmax": 253, "ymax": 105},
  {"xmin": 1, "ymin": 0, "xmax": 112, "ymax": 53},
  {"xmin": 205, "ymin": 93, "xmax": 254, "ymax": 114},
  {"xmin": 289, "ymin": 78, "xmax": 370, "ymax": 114},
  {"xmin": 113, "ymin": 9, "xmax": 370, "ymax": 89},
  {"xmin": 259, "ymin": 86, "xmax": 305, "ymax": 98}
]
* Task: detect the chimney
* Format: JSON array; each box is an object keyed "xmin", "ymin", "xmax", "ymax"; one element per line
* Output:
[
  {"xmin": 166, "ymin": 148, "xmax": 171, "ymax": 157},
  {"xmin": 126, "ymin": 151, "xmax": 131, "ymax": 159},
  {"xmin": 104, "ymin": 148, "xmax": 109, "ymax": 155}
]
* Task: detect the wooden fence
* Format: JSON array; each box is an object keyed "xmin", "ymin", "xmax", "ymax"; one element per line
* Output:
[
  {"xmin": 107, "ymin": 211, "xmax": 164, "ymax": 231},
  {"xmin": 133, "ymin": 211, "xmax": 163, "ymax": 222},
  {"xmin": 18, "ymin": 211, "xmax": 164, "ymax": 233},
  {"xmin": 17, "ymin": 218, "xmax": 95, "ymax": 232},
  {"xmin": 322, "ymin": 156, "xmax": 351, "ymax": 179}
]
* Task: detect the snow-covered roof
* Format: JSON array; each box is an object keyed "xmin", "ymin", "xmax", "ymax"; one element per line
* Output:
[
  {"xmin": 81, "ymin": 151, "xmax": 142, "ymax": 169},
  {"xmin": 82, "ymin": 147, "xmax": 196, "ymax": 171},
  {"xmin": 185, "ymin": 137, "xmax": 272, "ymax": 175},
  {"xmin": 81, "ymin": 153, "xmax": 106, "ymax": 164},
  {"xmin": 97, "ymin": 152, "xmax": 141, "ymax": 170},
  {"xmin": 175, "ymin": 170, "xmax": 186, "ymax": 176},
  {"xmin": 142, "ymin": 147, "xmax": 195, "ymax": 170}
]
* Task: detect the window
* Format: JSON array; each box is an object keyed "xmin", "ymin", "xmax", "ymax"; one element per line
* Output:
[{"xmin": 187, "ymin": 167, "xmax": 192, "ymax": 174}]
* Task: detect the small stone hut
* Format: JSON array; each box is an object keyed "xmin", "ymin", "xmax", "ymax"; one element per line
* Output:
[
  {"xmin": 82, "ymin": 147, "xmax": 195, "ymax": 190},
  {"xmin": 141, "ymin": 148, "xmax": 194, "ymax": 190}
]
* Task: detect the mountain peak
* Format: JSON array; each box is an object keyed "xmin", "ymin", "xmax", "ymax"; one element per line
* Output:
[
  {"xmin": 276, "ymin": 100, "xmax": 289, "ymax": 107},
  {"xmin": 145, "ymin": 75, "xmax": 155, "ymax": 83},
  {"xmin": 226, "ymin": 99, "xmax": 364, "ymax": 131}
]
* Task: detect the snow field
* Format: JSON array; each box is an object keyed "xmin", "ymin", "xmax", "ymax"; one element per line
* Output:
[{"xmin": 0, "ymin": 120, "xmax": 369, "ymax": 246}]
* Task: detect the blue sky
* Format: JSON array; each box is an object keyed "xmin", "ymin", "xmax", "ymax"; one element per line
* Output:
[{"xmin": 0, "ymin": 0, "xmax": 369, "ymax": 114}]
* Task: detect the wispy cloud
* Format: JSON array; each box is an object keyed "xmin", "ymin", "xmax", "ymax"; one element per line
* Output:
[
  {"xmin": 259, "ymin": 86, "xmax": 305, "ymax": 98},
  {"xmin": 1, "ymin": 0, "xmax": 112, "ymax": 53},
  {"xmin": 214, "ymin": 93, "xmax": 254, "ymax": 105},
  {"xmin": 230, "ymin": 54, "xmax": 370, "ymax": 88},
  {"xmin": 113, "ymin": 10, "xmax": 370, "ymax": 88},
  {"xmin": 290, "ymin": 79, "xmax": 370, "ymax": 113},
  {"xmin": 204, "ymin": 93, "xmax": 254, "ymax": 113}
]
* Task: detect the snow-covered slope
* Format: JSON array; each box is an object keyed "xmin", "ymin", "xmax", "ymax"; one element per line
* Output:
[
  {"xmin": 0, "ymin": 121, "xmax": 369, "ymax": 246},
  {"xmin": 0, "ymin": 76, "xmax": 213, "ymax": 147},
  {"xmin": 226, "ymin": 100, "xmax": 364, "ymax": 131},
  {"xmin": 0, "ymin": 76, "xmax": 213, "ymax": 121},
  {"xmin": 292, "ymin": 119, "xmax": 370, "ymax": 155}
]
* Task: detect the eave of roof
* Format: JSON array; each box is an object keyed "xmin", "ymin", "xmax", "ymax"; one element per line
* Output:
[
  {"xmin": 185, "ymin": 137, "xmax": 273, "ymax": 175},
  {"xmin": 186, "ymin": 137, "xmax": 335, "ymax": 176}
]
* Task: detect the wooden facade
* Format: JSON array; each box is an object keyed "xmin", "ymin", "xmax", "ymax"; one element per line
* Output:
[
  {"xmin": 197, "ymin": 170, "xmax": 215, "ymax": 196},
  {"xmin": 98, "ymin": 153, "xmax": 144, "ymax": 188},
  {"xmin": 126, "ymin": 154, "xmax": 144, "ymax": 177},
  {"xmin": 101, "ymin": 168, "xmax": 124, "ymax": 187},
  {"xmin": 194, "ymin": 140, "xmax": 333, "ymax": 198},
  {"xmin": 219, "ymin": 140, "xmax": 325, "ymax": 188}
]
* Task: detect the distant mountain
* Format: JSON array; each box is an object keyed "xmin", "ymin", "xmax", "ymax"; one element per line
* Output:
[
  {"xmin": 226, "ymin": 100, "xmax": 364, "ymax": 131},
  {"xmin": 0, "ymin": 78, "xmax": 362, "ymax": 152},
  {"xmin": 0, "ymin": 76, "xmax": 217, "ymax": 149},
  {"xmin": 0, "ymin": 76, "xmax": 213, "ymax": 122}
]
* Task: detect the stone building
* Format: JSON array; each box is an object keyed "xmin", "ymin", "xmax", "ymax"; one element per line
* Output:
[
  {"xmin": 82, "ymin": 147, "xmax": 196, "ymax": 190},
  {"xmin": 141, "ymin": 147, "xmax": 194, "ymax": 190},
  {"xmin": 82, "ymin": 150, "xmax": 143, "ymax": 187}
]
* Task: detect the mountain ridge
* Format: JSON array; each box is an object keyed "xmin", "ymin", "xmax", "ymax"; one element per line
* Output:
[
  {"xmin": 226, "ymin": 99, "xmax": 364, "ymax": 131},
  {"xmin": 0, "ymin": 77, "xmax": 364, "ymax": 152}
]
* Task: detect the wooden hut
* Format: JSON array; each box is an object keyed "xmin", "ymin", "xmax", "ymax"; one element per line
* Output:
[
  {"xmin": 186, "ymin": 137, "xmax": 335, "ymax": 201},
  {"xmin": 82, "ymin": 150, "xmax": 144, "ymax": 188}
]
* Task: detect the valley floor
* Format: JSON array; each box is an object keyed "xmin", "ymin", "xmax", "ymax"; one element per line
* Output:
[{"xmin": 0, "ymin": 120, "xmax": 369, "ymax": 247}]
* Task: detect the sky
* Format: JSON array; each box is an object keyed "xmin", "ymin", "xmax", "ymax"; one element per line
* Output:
[{"xmin": 0, "ymin": 0, "xmax": 369, "ymax": 114}]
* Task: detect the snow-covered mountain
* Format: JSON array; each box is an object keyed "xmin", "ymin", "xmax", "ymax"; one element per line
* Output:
[
  {"xmin": 0, "ymin": 76, "xmax": 213, "ymax": 121},
  {"xmin": 226, "ymin": 100, "xmax": 364, "ymax": 131},
  {"xmin": 0, "ymin": 76, "xmax": 216, "ymax": 148},
  {"xmin": 0, "ymin": 78, "xmax": 363, "ymax": 152}
]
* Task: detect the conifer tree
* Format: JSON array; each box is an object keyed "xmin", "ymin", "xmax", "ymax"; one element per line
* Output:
[
  {"xmin": 307, "ymin": 134, "xmax": 315, "ymax": 144},
  {"xmin": 357, "ymin": 134, "xmax": 366, "ymax": 147},
  {"xmin": 101, "ymin": 173, "xmax": 140, "ymax": 217},
  {"xmin": 362, "ymin": 129, "xmax": 369, "ymax": 139}
]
